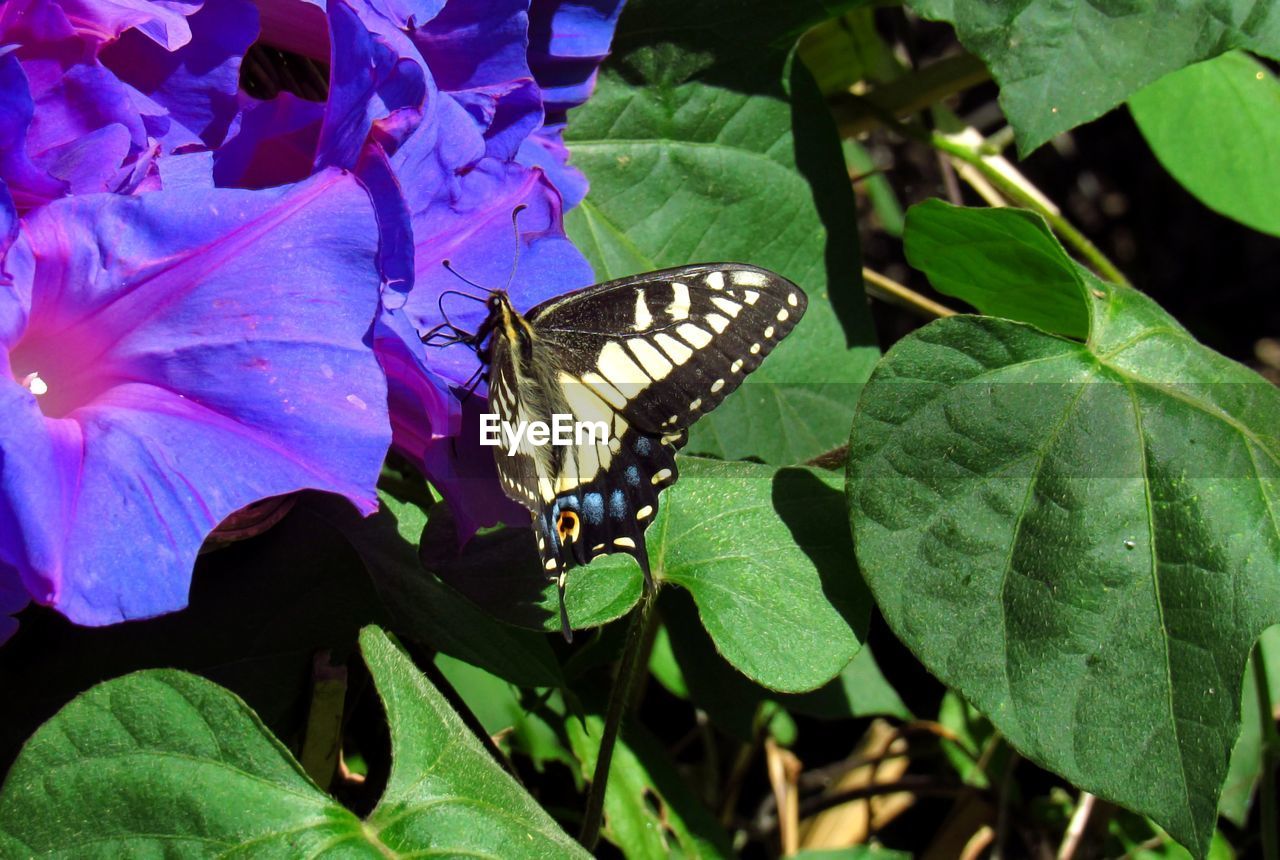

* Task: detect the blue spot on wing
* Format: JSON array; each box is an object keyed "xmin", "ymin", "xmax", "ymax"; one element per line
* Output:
[
  {"xmin": 625, "ymin": 465, "xmax": 640, "ymax": 487},
  {"xmin": 583, "ymin": 493, "xmax": 605, "ymax": 525},
  {"xmin": 609, "ymin": 489, "xmax": 627, "ymax": 519},
  {"xmin": 634, "ymin": 437, "xmax": 651, "ymax": 456}
]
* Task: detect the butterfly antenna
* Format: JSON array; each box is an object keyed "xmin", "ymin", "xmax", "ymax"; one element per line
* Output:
[
  {"xmin": 440, "ymin": 260, "xmax": 494, "ymax": 295},
  {"xmin": 503, "ymin": 204, "xmax": 528, "ymax": 293}
]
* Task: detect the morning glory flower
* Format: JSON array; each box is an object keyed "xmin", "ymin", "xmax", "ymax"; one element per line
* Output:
[
  {"xmin": 292, "ymin": 0, "xmax": 625, "ymax": 536},
  {"xmin": 0, "ymin": 170, "xmax": 391, "ymax": 635},
  {"xmin": 0, "ymin": 0, "xmax": 257, "ymax": 210}
]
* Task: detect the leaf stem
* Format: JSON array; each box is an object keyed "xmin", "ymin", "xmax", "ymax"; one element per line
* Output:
[
  {"xmin": 1255, "ymin": 637, "xmax": 1279, "ymax": 860},
  {"xmin": 863, "ymin": 267, "xmax": 957, "ymax": 319},
  {"xmin": 928, "ymin": 132, "xmax": 1131, "ymax": 287},
  {"xmin": 578, "ymin": 586, "xmax": 659, "ymax": 851}
]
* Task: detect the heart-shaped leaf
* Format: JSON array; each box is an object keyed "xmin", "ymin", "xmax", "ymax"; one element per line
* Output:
[
  {"xmin": 429, "ymin": 457, "xmax": 869, "ymax": 694},
  {"xmin": 565, "ymin": 0, "xmax": 879, "ymax": 465},
  {"xmin": 908, "ymin": 0, "xmax": 1280, "ymax": 154},
  {"xmin": 1130, "ymin": 51, "xmax": 1280, "ymax": 238},
  {"xmin": 0, "ymin": 626, "xmax": 587, "ymax": 857},
  {"xmin": 848, "ymin": 204, "xmax": 1280, "ymax": 855}
]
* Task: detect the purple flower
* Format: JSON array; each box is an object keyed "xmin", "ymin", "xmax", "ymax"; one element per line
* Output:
[
  {"xmin": 0, "ymin": 170, "xmax": 391, "ymax": 633},
  {"xmin": 0, "ymin": 0, "xmax": 257, "ymax": 210},
  {"xmin": 0, "ymin": 0, "xmax": 625, "ymax": 638},
  {"xmin": 292, "ymin": 0, "xmax": 624, "ymax": 536}
]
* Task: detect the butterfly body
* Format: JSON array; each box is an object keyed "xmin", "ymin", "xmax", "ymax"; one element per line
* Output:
[{"xmin": 471, "ymin": 263, "xmax": 806, "ymax": 638}]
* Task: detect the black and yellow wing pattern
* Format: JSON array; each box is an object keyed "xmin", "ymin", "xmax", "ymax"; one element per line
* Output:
[{"xmin": 478, "ymin": 262, "xmax": 806, "ymax": 638}]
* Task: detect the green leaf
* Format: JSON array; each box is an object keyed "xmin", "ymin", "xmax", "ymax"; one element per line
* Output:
[
  {"xmin": 649, "ymin": 624, "xmax": 691, "ymax": 699},
  {"xmin": 1107, "ymin": 813, "xmax": 1236, "ymax": 860},
  {"xmin": 565, "ymin": 0, "xmax": 879, "ymax": 465},
  {"xmin": 655, "ymin": 459, "xmax": 869, "ymax": 693},
  {"xmin": 432, "ymin": 457, "xmax": 869, "ymax": 693},
  {"xmin": 567, "ymin": 715, "xmax": 732, "ymax": 859},
  {"xmin": 359, "ymin": 627, "xmax": 589, "ymax": 857},
  {"xmin": 903, "ymin": 200, "xmax": 1089, "ymax": 339},
  {"xmin": 0, "ymin": 669, "xmax": 366, "ymax": 857},
  {"xmin": 908, "ymin": 0, "xmax": 1280, "ymax": 154},
  {"xmin": 0, "ymin": 627, "xmax": 587, "ymax": 857},
  {"xmin": 1218, "ymin": 624, "xmax": 1280, "ymax": 825},
  {"xmin": 1130, "ymin": 51, "xmax": 1280, "ymax": 238},
  {"xmin": 313, "ymin": 491, "xmax": 565, "ymax": 689},
  {"xmin": 848, "ymin": 206, "xmax": 1280, "ymax": 855},
  {"xmin": 0, "ymin": 504, "xmax": 385, "ymax": 774},
  {"xmin": 662, "ymin": 588, "xmax": 904, "ymax": 741},
  {"xmin": 435, "ymin": 654, "xmax": 580, "ymax": 781}
]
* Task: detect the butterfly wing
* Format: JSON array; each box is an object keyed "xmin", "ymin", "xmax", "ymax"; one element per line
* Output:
[
  {"xmin": 526, "ymin": 263, "xmax": 806, "ymax": 437},
  {"xmin": 485, "ymin": 263, "xmax": 806, "ymax": 639}
]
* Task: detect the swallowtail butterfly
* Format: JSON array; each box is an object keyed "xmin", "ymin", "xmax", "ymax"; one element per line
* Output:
[{"xmin": 456, "ymin": 263, "xmax": 806, "ymax": 639}]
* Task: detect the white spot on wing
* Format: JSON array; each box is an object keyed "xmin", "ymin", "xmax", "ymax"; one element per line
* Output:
[
  {"xmin": 597, "ymin": 341, "xmax": 650, "ymax": 397},
  {"xmin": 581, "ymin": 371, "xmax": 627, "ymax": 409},
  {"xmin": 743, "ymin": 290, "xmax": 760, "ymax": 305},
  {"xmin": 652, "ymin": 468, "xmax": 673, "ymax": 485},
  {"xmin": 636, "ymin": 506, "xmax": 653, "ymax": 519},
  {"xmin": 667, "ymin": 282, "xmax": 690, "ymax": 320},
  {"xmin": 776, "ymin": 308, "xmax": 789, "ymax": 322},
  {"xmin": 732, "ymin": 269, "xmax": 768, "ymax": 287},
  {"xmin": 705, "ymin": 272, "xmax": 725, "ymax": 290},
  {"xmin": 706, "ymin": 313, "xmax": 730, "ymax": 334},
  {"xmin": 614, "ymin": 537, "xmax": 637, "ymax": 548},
  {"xmin": 750, "ymin": 343, "xmax": 761, "ymax": 354},
  {"xmin": 676, "ymin": 323, "xmax": 712, "ymax": 349},
  {"xmin": 711, "ymin": 296, "xmax": 741, "ymax": 317},
  {"xmin": 787, "ymin": 293, "xmax": 799, "ymax": 307},
  {"xmin": 710, "ymin": 378, "xmax": 725, "ymax": 393},
  {"xmin": 627, "ymin": 339, "xmax": 673, "ymax": 380},
  {"xmin": 655, "ymin": 332, "xmax": 693, "ymax": 364},
  {"xmin": 764, "ymin": 326, "xmax": 775, "ymax": 338},
  {"xmin": 731, "ymin": 359, "xmax": 743, "ymax": 373},
  {"xmin": 633, "ymin": 289, "xmax": 652, "ymax": 331}
]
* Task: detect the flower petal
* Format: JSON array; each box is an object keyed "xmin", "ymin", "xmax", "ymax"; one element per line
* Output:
[
  {"xmin": 1, "ymin": 169, "xmax": 390, "ymax": 625},
  {"xmin": 527, "ymin": 0, "xmax": 624, "ymax": 121},
  {"xmin": 0, "ymin": 51, "xmax": 69, "ymax": 211},
  {"xmin": 316, "ymin": 0, "xmax": 426, "ymax": 170},
  {"xmin": 101, "ymin": 0, "xmax": 260, "ymax": 151}
]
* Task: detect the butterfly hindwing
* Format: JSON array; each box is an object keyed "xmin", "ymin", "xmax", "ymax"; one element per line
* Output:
[{"xmin": 526, "ymin": 263, "xmax": 806, "ymax": 437}]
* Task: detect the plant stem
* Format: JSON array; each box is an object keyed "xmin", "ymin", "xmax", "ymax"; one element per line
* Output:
[
  {"xmin": 929, "ymin": 132, "xmax": 1131, "ymax": 287},
  {"xmin": 578, "ymin": 587, "xmax": 659, "ymax": 851},
  {"xmin": 863, "ymin": 267, "xmax": 957, "ymax": 319},
  {"xmin": 1255, "ymin": 637, "xmax": 1279, "ymax": 860}
]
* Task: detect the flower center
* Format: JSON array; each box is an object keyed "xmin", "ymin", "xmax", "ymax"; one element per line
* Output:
[
  {"xmin": 20, "ymin": 372, "xmax": 48, "ymax": 396},
  {"xmin": 8, "ymin": 333, "xmax": 108, "ymax": 419}
]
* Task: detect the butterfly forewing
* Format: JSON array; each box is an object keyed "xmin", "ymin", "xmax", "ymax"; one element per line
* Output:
[{"xmin": 527, "ymin": 263, "xmax": 806, "ymax": 437}]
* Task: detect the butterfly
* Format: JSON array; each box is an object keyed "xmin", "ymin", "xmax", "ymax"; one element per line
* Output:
[{"xmin": 445, "ymin": 262, "xmax": 806, "ymax": 640}]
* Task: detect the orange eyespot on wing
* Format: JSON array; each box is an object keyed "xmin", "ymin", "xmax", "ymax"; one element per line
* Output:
[{"xmin": 557, "ymin": 510, "xmax": 581, "ymax": 544}]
